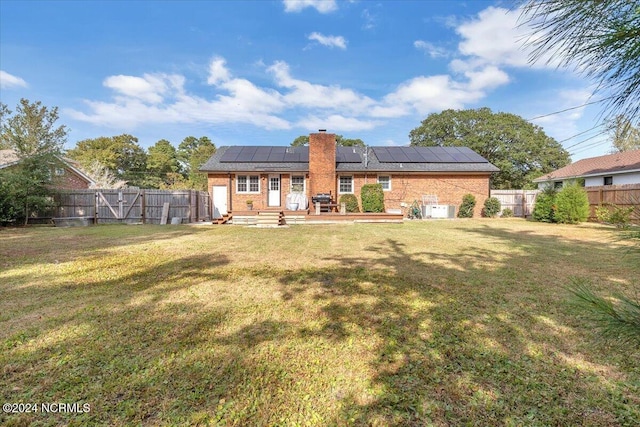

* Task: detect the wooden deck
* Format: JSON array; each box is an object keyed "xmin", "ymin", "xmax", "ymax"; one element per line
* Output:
[{"xmin": 215, "ymin": 209, "xmax": 404, "ymax": 225}]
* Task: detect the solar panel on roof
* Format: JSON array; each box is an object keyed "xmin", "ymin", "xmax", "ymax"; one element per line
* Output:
[
  {"xmin": 373, "ymin": 147, "xmax": 394, "ymax": 162},
  {"xmin": 458, "ymin": 147, "xmax": 487, "ymax": 162},
  {"xmin": 336, "ymin": 147, "xmax": 362, "ymax": 162},
  {"xmin": 267, "ymin": 147, "xmax": 285, "ymax": 162},
  {"xmin": 233, "ymin": 146, "xmax": 256, "ymax": 162},
  {"xmin": 434, "ymin": 150, "xmax": 456, "ymax": 162},
  {"xmin": 415, "ymin": 147, "xmax": 438, "ymax": 163},
  {"xmin": 219, "ymin": 146, "xmax": 243, "ymax": 162},
  {"xmin": 252, "ymin": 147, "xmax": 272, "ymax": 162},
  {"xmin": 403, "ymin": 147, "xmax": 429, "ymax": 163},
  {"xmin": 388, "ymin": 148, "xmax": 414, "ymax": 163},
  {"xmin": 450, "ymin": 151, "xmax": 472, "ymax": 162}
]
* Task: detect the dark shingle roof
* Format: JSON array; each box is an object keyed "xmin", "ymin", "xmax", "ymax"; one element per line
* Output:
[{"xmin": 200, "ymin": 145, "xmax": 499, "ymax": 173}]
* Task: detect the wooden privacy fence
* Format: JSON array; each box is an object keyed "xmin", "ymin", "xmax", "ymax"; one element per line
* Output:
[
  {"xmin": 489, "ymin": 190, "xmax": 539, "ymax": 217},
  {"xmin": 584, "ymin": 184, "xmax": 640, "ymax": 222},
  {"xmin": 490, "ymin": 185, "xmax": 640, "ymax": 222},
  {"xmin": 52, "ymin": 189, "xmax": 211, "ymax": 224}
]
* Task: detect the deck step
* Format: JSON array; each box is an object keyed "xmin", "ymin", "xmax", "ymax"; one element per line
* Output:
[
  {"xmin": 214, "ymin": 213, "xmax": 232, "ymax": 225},
  {"xmin": 256, "ymin": 211, "xmax": 284, "ymax": 226}
]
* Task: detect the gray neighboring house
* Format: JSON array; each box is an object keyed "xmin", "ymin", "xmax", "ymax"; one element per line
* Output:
[{"xmin": 534, "ymin": 149, "xmax": 640, "ymax": 188}]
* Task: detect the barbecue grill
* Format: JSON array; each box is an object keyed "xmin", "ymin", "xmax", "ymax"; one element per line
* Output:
[{"xmin": 311, "ymin": 193, "xmax": 332, "ymax": 205}]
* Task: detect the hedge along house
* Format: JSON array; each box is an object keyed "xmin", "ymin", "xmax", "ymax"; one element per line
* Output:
[{"xmin": 200, "ymin": 131, "xmax": 499, "ymax": 219}]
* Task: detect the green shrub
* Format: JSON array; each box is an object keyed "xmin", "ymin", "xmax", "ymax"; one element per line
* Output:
[
  {"xmin": 595, "ymin": 203, "xmax": 635, "ymax": 228},
  {"xmin": 554, "ymin": 183, "xmax": 590, "ymax": 224},
  {"xmin": 360, "ymin": 184, "xmax": 385, "ymax": 212},
  {"xmin": 483, "ymin": 197, "xmax": 501, "ymax": 217},
  {"xmin": 532, "ymin": 187, "xmax": 557, "ymax": 223},
  {"xmin": 457, "ymin": 194, "xmax": 476, "ymax": 218},
  {"xmin": 501, "ymin": 207, "xmax": 514, "ymax": 218},
  {"xmin": 339, "ymin": 194, "xmax": 360, "ymax": 213}
]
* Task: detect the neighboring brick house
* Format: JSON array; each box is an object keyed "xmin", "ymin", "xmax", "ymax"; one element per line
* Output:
[
  {"xmin": 200, "ymin": 131, "xmax": 498, "ymax": 218},
  {"xmin": 0, "ymin": 149, "xmax": 95, "ymax": 190},
  {"xmin": 534, "ymin": 149, "xmax": 640, "ymax": 188}
]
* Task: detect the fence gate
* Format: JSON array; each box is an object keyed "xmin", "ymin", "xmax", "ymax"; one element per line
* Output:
[
  {"xmin": 489, "ymin": 190, "xmax": 539, "ymax": 217},
  {"xmin": 95, "ymin": 190, "xmax": 144, "ymax": 223}
]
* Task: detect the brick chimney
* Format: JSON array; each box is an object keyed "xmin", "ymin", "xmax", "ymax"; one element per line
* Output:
[{"xmin": 308, "ymin": 130, "xmax": 336, "ymax": 199}]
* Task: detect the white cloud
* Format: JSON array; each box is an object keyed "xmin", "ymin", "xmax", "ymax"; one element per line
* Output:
[
  {"xmin": 464, "ymin": 66, "xmax": 510, "ymax": 91},
  {"xmin": 0, "ymin": 70, "xmax": 28, "ymax": 89},
  {"xmin": 307, "ymin": 32, "xmax": 347, "ymax": 49},
  {"xmin": 103, "ymin": 74, "xmax": 183, "ymax": 104},
  {"xmin": 361, "ymin": 9, "xmax": 376, "ymax": 30},
  {"xmin": 207, "ymin": 57, "xmax": 231, "ymax": 85},
  {"xmin": 296, "ymin": 114, "xmax": 380, "ymax": 132},
  {"xmin": 72, "ymin": 4, "xmax": 571, "ymax": 137},
  {"xmin": 375, "ymin": 75, "xmax": 484, "ymax": 118},
  {"xmin": 455, "ymin": 6, "xmax": 559, "ymax": 71},
  {"xmin": 268, "ymin": 61, "xmax": 374, "ymax": 114},
  {"xmin": 456, "ymin": 6, "xmax": 529, "ymax": 68},
  {"xmin": 414, "ymin": 40, "xmax": 448, "ymax": 58},
  {"xmin": 67, "ymin": 60, "xmax": 289, "ymax": 131},
  {"xmin": 282, "ymin": 0, "xmax": 337, "ymax": 13}
]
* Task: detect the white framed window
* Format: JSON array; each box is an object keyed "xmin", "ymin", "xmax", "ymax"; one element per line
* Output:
[
  {"xmin": 339, "ymin": 175, "xmax": 353, "ymax": 194},
  {"xmin": 55, "ymin": 168, "xmax": 65, "ymax": 176},
  {"xmin": 377, "ymin": 175, "xmax": 391, "ymax": 191},
  {"xmin": 237, "ymin": 175, "xmax": 260, "ymax": 193},
  {"xmin": 291, "ymin": 175, "xmax": 305, "ymax": 193}
]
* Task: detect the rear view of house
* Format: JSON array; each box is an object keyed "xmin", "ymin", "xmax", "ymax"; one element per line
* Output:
[{"xmin": 200, "ymin": 131, "xmax": 498, "ymax": 219}]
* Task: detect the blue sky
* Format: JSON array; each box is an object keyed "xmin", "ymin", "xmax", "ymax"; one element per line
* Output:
[{"xmin": 0, "ymin": 0, "xmax": 613, "ymax": 160}]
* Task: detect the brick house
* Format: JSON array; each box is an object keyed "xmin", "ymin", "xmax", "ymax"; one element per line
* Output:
[
  {"xmin": 0, "ymin": 149, "xmax": 95, "ymax": 190},
  {"xmin": 200, "ymin": 131, "xmax": 498, "ymax": 218}
]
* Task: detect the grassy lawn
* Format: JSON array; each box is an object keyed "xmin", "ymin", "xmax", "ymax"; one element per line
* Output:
[{"xmin": 1, "ymin": 219, "xmax": 639, "ymax": 426}]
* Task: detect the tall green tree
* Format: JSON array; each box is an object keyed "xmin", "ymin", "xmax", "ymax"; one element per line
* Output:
[
  {"xmin": 290, "ymin": 134, "xmax": 365, "ymax": 147},
  {"xmin": 0, "ymin": 99, "xmax": 67, "ymax": 224},
  {"xmin": 409, "ymin": 108, "xmax": 570, "ymax": 189},
  {"xmin": 520, "ymin": 0, "xmax": 640, "ymax": 121},
  {"xmin": 290, "ymin": 135, "xmax": 309, "ymax": 147},
  {"xmin": 607, "ymin": 115, "xmax": 640, "ymax": 153},
  {"xmin": 67, "ymin": 134, "xmax": 147, "ymax": 187},
  {"xmin": 178, "ymin": 136, "xmax": 216, "ymax": 191},
  {"xmin": 145, "ymin": 139, "xmax": 181, "ymax": 188}
]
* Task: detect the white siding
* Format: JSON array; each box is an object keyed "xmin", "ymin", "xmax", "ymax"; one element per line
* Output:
[{"xmin": 585, "ymin": 171, "xmax": 640, "ymax": 186}]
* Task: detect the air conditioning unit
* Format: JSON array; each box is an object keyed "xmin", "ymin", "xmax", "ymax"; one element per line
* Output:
[
  {"xmin": 447, "ymin": 205, "xmax": 456, "ymax": 218},
  {"xmin": 430, "ymin": 205, "xmax": 456, "ymax": 219},
  {"xmin": 431, "ymin": 205, "xmax": 448, "ymax": 218}
]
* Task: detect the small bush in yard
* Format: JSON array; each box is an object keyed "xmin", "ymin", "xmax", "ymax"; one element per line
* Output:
[
  {"xmin": 595, "ymin": 203, "xmax": 635, "ymax": 228},
  {"xmin": 457, "ymin": 194, "xmax": 476, "ymax": 218},
  {"xmin": 361, "ymin": 184, "xmax": 385, "ymax": 212},
  {"xmin": 554, "ymin": 183, "xmax": 590, "ymax": 224},
  {"xmin": 533, "ymin": 187, "xmax": 557, "ymax": 223},
  {"xmin": 339, "ymin": 194, "xmax": 360, "ymax": 213},
  {"xmin": 483, "ymin": 197, "xmax": 501, "ymax": 217},
  {"xmin": 501, "ymin": 207, "xmax": 514, "ymax": 218}
]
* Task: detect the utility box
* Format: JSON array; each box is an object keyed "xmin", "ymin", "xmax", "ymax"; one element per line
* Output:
[
  {"xmin": 431, "ymin": 205, "xmax": 448, "ymax": 218},
  {"xmin": 430, "ymin": 205, "xmax": 456, "ymax": 219}
]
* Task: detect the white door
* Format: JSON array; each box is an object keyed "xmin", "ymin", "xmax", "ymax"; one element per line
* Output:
[
  {"xmin": 212, "ymin": 185, "xmax": 228, "ymax": 218},
  {"xmin": 268, "ymin": 175, "xmax": 280, "ymax": 207}
]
